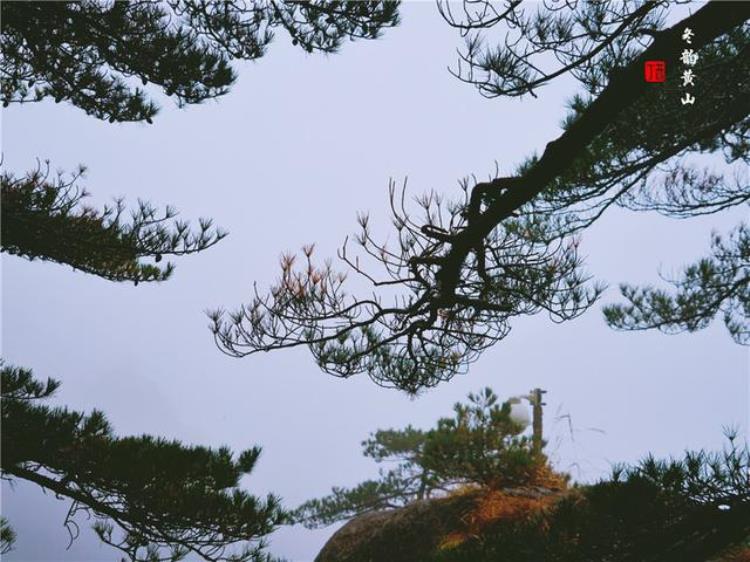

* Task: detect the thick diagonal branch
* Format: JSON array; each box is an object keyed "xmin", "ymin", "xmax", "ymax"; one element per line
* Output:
[{"xmin": 435, "ymin": 2, "xmax": 750, "ymax": 302}]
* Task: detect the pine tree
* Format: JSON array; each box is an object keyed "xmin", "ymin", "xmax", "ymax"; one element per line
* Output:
[
  {"xmin": 210, "ymin": 1, "xmax": 750, "ymax": 392},
  {"xmin": 1, "ymin": 1, "xmax": 400, "ymax": 123},
  {"xmin": 435, "ymin": 434, "xmax": 750, "ymax": 562},
  {"xmin": 1, "ymin": 162, "xmax": 227, "ymax": 283},
  {"xmin": 2, "ymin": 1, "xmax": 401, "ymax": 281},
  {"xmin": 294, "ymin": 388, "xmax": 545, "ymax": 529},
  {"xmin": 1, "ymin": 1, "xmax": 401, "ymax": 558},
  {"xmin": 1, "ymin": 363, "xmax": 286, "ymax": 562},
  {"xmin": 603, "ymin": 224, "xmax": 750, "ymax": 344}
]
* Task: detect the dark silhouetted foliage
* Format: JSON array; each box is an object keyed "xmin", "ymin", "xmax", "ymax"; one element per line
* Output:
[
  {"xmin": 0, "ymin": 517, "xmax": 15, "ymax": 555},
  {"xmin": 311, "ymin": 434, "xmax": 750, "ymax": 562},
  {"xmin": 435, "ymin": 435, "xmax": 750, "ymax": 562},
  {"xmin": 211, "ymin": 1, "xmax": 750, "ymax": 392},
  {"xmin": 0, "ymin": 362, "xmax": 286, "ymax": 562},
  {"xmin": 1, "ymin": 0, "xmax": 400, "ymax": 122},
  {"xmin": 1, "ymin": 162, "xmax": 226, "ymax": 283},
  {"xmin": 294, "ymin": 388, "xmax": 543, "ymax": 529},
  {"xmin": 604, "ymin": 223, "xmax": 749, "ymax": 344}
]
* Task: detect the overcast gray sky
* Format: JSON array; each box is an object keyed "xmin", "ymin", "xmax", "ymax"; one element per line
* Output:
[{"xmin": 2, "ymin": 2, "xmax": 747, "ymax": 561}]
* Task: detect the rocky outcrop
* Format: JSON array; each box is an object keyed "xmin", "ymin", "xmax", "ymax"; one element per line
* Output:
[
  {"xmin": 315, "ymin": 487, "xmax": 564, "ymax": 562},
  {"xmin": 315, "ymin": 484, "xmax": 750, "ymax": 562},
  {"xmin": 315, "ymin": 492, "xmax": 478, "ymax": 562}
]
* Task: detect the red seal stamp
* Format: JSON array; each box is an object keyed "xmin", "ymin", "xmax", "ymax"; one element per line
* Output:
[{"xmin": 644, "ymin": 60, "xmax": 666, "ymax": 83}]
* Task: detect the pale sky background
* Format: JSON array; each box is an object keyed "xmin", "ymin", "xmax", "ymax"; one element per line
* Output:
[{"xmin": 1, "ymin": 2, "xmax": 748, "ymax": 561}]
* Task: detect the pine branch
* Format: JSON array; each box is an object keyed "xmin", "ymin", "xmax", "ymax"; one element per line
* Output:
[{"xmin": 1, "ymin": 162, "xmax": 227, "ymax": 283}]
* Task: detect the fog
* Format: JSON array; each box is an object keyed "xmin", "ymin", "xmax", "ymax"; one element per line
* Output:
[{"xmin": 2, "ymin": 3, "xmax": 747, "ymax": 561}]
